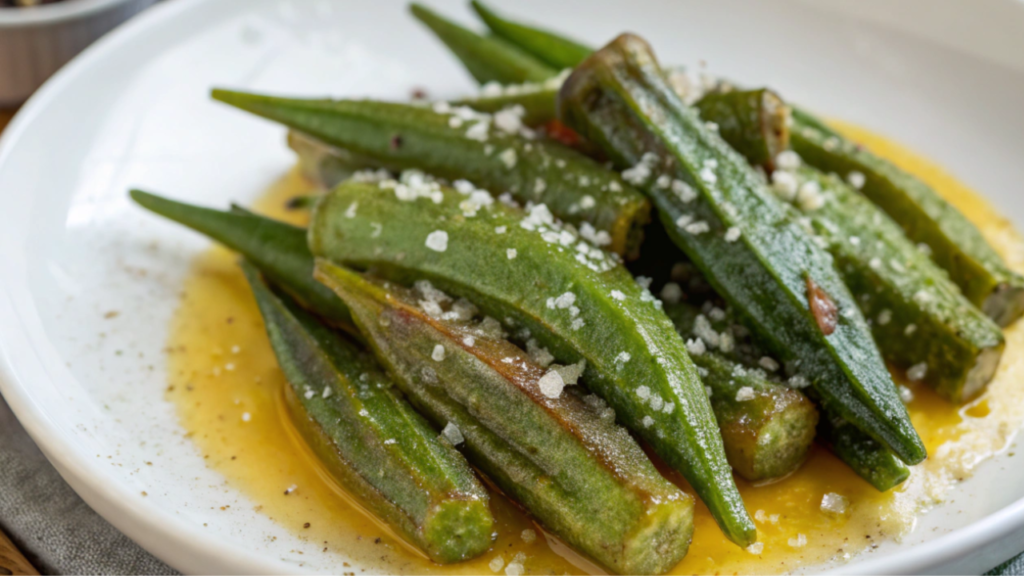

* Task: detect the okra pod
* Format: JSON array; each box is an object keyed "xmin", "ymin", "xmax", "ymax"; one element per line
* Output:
[
  {"xmin": 693, "ymin": 89, "xmax": 790, "ymax": 172},
  {"xmin": 451, "ymin": 76, "xmax": 563, "ymax": 127},
  {"xmin": 816, "ymin": 413, "xmax": 910, "ymax": 492},
  {"xmin": 469, "ymin": 1, "xmax": 592, "ymax": 71},
  {"xmin": 241, "ymin": 263, "xmax": 493, "ymax": 564},
  {"xmin": 409, "ymin": 3, "xmax": 555, "ymax": 85},
  {"xmin": 309, "ymin": 180, "xmax": 755, "ymax": 546},
  {"xmin": 130, "ymin": 189, "xmax": 353, "ymax": 329},
  {"xmin": 557, "ymin": 35, "xmax": 925, "ymax": 465},
  {"xmin": 694, "ymin": 93, "xmax": 1006, "ymax": 403},
  {"xmin": 790, "ymin": 107, "xmax": 1024, "ymax": 327},
  {"xmin": 317, "ymin": 263, "xmax": 694, "ymax": 575},
  {"xmin": 662, "ymin": 302, "xmax": 817, "ymax": 481},
  {"xmin": 664, "ymin": 299, "xmax": 909, "ymax": 491},
  {"xmin": 783, "ymin": 167, "xmax": 1004, "ymax": 403},
  {"xmin": 212, "ymin": 89, "xmax": 651, "ymax": 259}
]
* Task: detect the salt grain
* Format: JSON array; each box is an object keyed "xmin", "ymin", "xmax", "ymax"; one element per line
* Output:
[
  {"xmin": 538, "ymin": 370, "xmax": 565, "ymax": 398},
  {"xmin": 425, "ymin": 230, "xmax": 449, "ymax": 252},
  {"xmin": 442, "ymin": 422, "xmax": 464, "ymax": 446},
  {"xmin": 847, "ymin": 171, "xmax": 866, "ymax": 189},
  {"xmin": 906, "ymin": 362, "xmax": 928, "ymax": 382},
  {"xmin": 431, "ymin": 345, "xmax": 445, "ymax": 362},
  {"xmin": 735, "ymin": 386, "xmax": 756, "ymax": 402},
  {"xmin": 660, "ymin": 282, "xmax": 683, "ymax": 304},
  {"xmin": 820, "ymin": 492, "xmax": 849, "ymax": 516}
]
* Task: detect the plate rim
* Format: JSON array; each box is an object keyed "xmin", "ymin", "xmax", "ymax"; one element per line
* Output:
[{"xmin": 0, "ymin": 0, "xmax": 1022, "ymax": 573}]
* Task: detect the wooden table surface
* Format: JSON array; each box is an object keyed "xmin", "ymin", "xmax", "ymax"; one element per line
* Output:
[{"xmin": 0, "ymin": 105, "xmax": 40, "ymax": 576}]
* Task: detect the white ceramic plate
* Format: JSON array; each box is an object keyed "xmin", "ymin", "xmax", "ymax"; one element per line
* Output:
[{"xmin": 3, "ymin": 0, "xmax": 1024, "ymax": 573}]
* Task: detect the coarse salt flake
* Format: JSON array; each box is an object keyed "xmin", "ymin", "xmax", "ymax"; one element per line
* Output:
[
  {"xmin": 611, "ymin": 290, "xmax": 626, "ymax": 301},
  {"xmin": 642, "ymin": 415, "xmax": 655, "ymax": 428},
  {"xmin": 775, "ymin": 150, "xmax": 801, "ymax": 170},
  {"xmin": 788, "ymin": 534, "xmax": 807, "ymax": 548},
  {"xmin": 725, "ymin": 227, "xmax": 741, "ymax": 242},
  {"xmin": 425, "ymin": 230, "xmax": 449, "ymax": 252},
  {"xmin": 672, "ymin": 179, "xmax": 698, "ymax": 203},
  {"xmin": 685, "ymin": 338, "xmax": 706, "ymax": 356},
  {"xmin": 907, "ymin": 362, "xmax": 928, "ymax": 382},
  {"xmin": 685, "ymin": 221, "xmax": 710, "ymax": 235},
  {"xmin": 759, "ymin": 357, "xmax": 780, "ymax": 372},
  {"xmin": 736, "ymin": 387, "xmax": 756, "ymax": 402},
  {"xmin": 847, "ymin": 171, "xmax": 866, "ymax": 189},
  {"xmin": 442, "ymin": 422, "xmax": 464, "ymax": 446},
  {"xmin": 877, "ymin": 309, "xmax": 892, "ymax": 325},
  {"xmin": 660, "ymin": 282, "xmax": 683, "ymax": 304},
  {"xmin": 820, "ymin": 492, "xmax": 849, "ymax": 516},
  {"xmin": 499, "ymin": 148, "xmax": 518, "ymax": 169},
  {"xmin": 431, "ymin": 344, "xmax": 445, "ymax": 362},
  {"xmin": 538, "ymin": 370, "xmax": 565, "ymax": 398}
]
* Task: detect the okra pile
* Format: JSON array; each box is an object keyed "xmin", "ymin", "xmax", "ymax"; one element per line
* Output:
[{"xmin": 131, "ymin": 3, "xmax": 1022, "ymax": 573}]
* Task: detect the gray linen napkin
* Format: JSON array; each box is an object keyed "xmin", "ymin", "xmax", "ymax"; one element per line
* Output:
[{"xmin": 0, "ymin": 393, "xmax": 175, "ymax": 575}]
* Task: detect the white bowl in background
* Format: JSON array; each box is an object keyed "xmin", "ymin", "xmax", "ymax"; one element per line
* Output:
[
  {"xmin": 1, "ymin": 0, "xmax": 1024, "ymax": 573},
  {"xmin": 0, "ymin": 0, "xmax": 157, "ymax": 106}
]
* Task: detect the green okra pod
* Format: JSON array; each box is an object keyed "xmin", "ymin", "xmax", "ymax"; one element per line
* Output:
[
  {"xmin": 212, "ymin": 89, "xmax": 651, "ymax": 259},
  {"xmin": 409, "ymin": 3, "xmax": 555, "ymax": 85},
  {"xmin": 131, "ymin": 191, "xmax": 694, "ymax": 569},
  {"xmin": 469, "ymin": 1, "xmax": 592, "ymax": 71},
  {"xmin": 694, "ymin": 89, "xmax": 790, "ymax": 172},
  {"xmin": 662, "ymin": 302, "xmax": 817, "ymax": 482},
  {"xmin": 664, "ymin": 298, "xmax": 909, "ymax": 491},
  {"xmin": 308, "ymin": 180, "xmax": 755, "ymax": 547},
  {"xmin": 694, "ymin": 93, "xmax": 1006, "ymax": 403},
  {"xmin": 130, "ymin": 190, "xmax": 353, "ymax": 329},
  {"xmin": 790, "ymin": 107, "xmax": 1024, "ymax": 327},
  {"xmin": 316, "ymin": 263, "xmax": 694, "ymax": 575},
  {"xmin": 557, "ymin": 34, "xmax": 925, "ymax": 466},
  {"xmin": 450, "ymin": 75, "xmax": 564, "ymax": 127},
  {"xmin": 816, "ymin": 413, "xmax": 910, "ymax": 492},
  {"xmin": 782, "ymin": 167, "xmax": 1004, "ymax": 403},
  {"xmin": 240, "ymin": 263, "xmax": 493, "ymax": 564}
]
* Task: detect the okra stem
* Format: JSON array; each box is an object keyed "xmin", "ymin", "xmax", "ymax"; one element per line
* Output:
[
  {"xmin": 316, "ymin": 263, "xmax": 694, "ymax": 575},
  {"xmin": 693, "ymin": 89, "xmax": 790, "ymax": 172},
  {"xmin": 241, "ymin": 263, "xmax": 493, "ymax": 563},
  {"xmin": 790, "ymin": 107, "xmax": 1024, "ymax": 327},
  {"xmin": 557, "ymin": 34, "xmax": 925, "ymax": 466},
  {"xmin": 212, "ymin": 90, "xmax": 651, "ymax": 259}
]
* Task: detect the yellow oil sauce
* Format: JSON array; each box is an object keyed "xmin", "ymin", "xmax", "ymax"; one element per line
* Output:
[{"xmin": 166, "ymin": 126, "xmax": 1024, "ymax": 575}]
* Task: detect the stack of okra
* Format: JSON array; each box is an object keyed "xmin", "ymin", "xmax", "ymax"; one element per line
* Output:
[{"xmin": 131, "ymin": 3, "xmax": 1024, "ymax": 574}]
